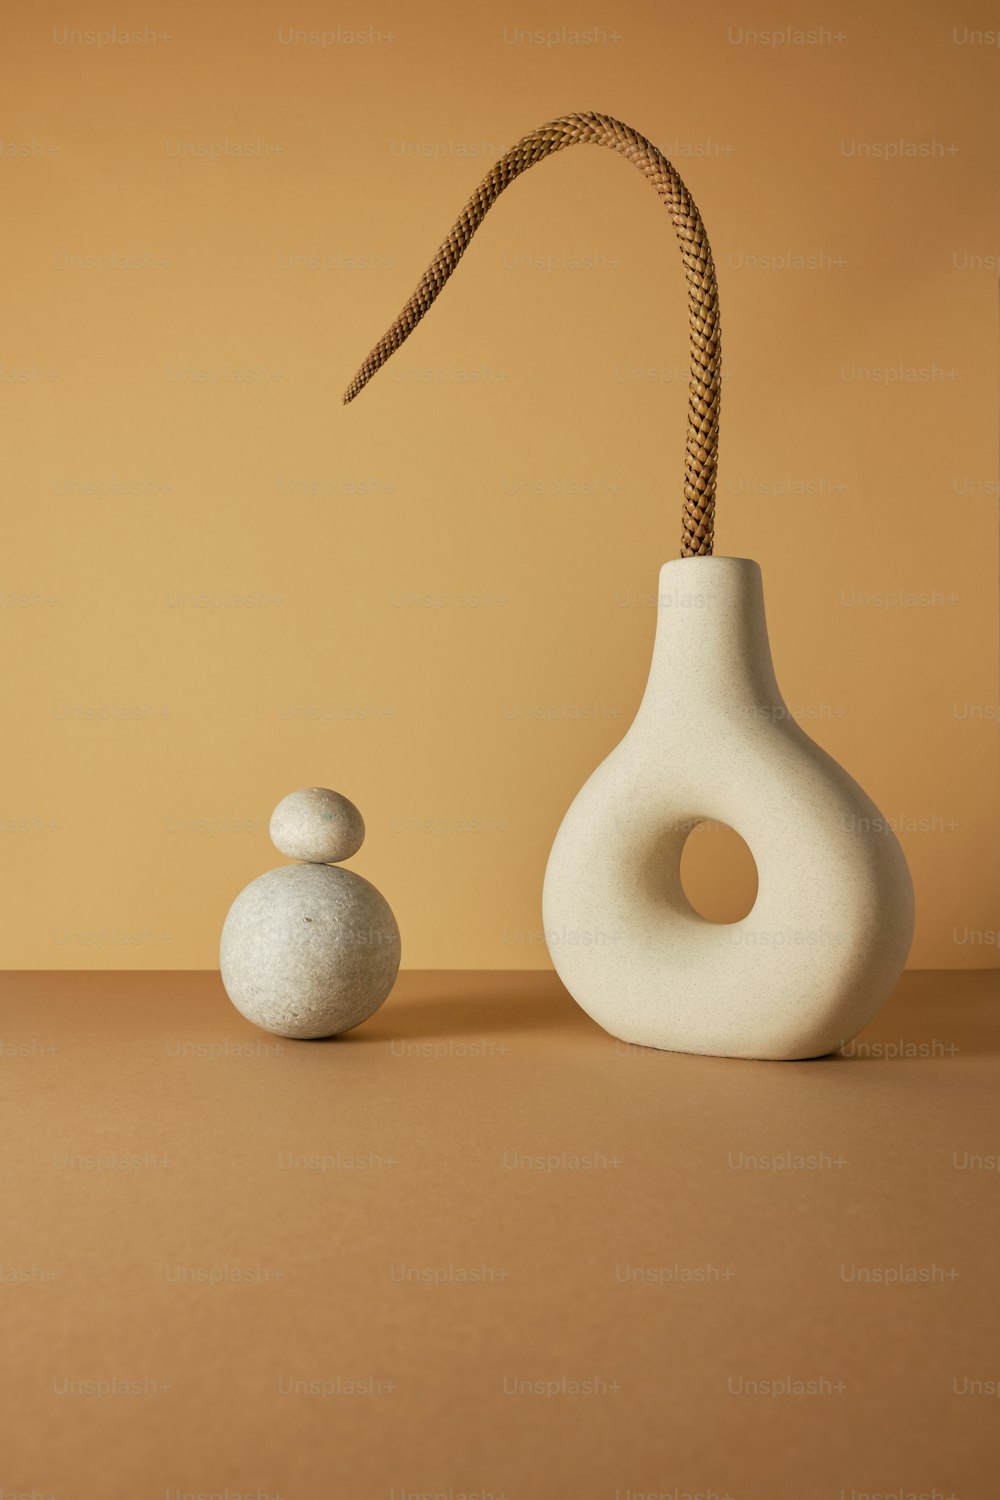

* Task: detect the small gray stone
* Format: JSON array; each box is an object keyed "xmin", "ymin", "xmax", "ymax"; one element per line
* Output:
[
  {"xmin": 220, "ymin": 863, "xmax": 400, "ymax": 1039},
  {"xmin": 269, "ymin": 787, "xmax": 365, "ymax": 865}
]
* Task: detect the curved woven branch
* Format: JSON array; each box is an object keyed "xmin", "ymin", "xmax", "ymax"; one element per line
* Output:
[{"xmin": 343, "ymin": 111, "xmax": 721, "ymax": 557}]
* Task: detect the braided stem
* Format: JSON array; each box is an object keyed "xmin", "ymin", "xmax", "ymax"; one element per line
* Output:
[{"xmin": 343, "ymin": 111, "xmax": 721, "ymax": 557}]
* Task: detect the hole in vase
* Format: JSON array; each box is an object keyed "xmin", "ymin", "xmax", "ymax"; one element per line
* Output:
[{"xmin": 679, "ymin": 820, "xmax": 758, "ymax": 924}]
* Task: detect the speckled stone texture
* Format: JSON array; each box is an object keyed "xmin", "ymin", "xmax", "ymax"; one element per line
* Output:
[
  {"xmin": 220, "ymin": 863, "xmax": 400, "ymax": 1039},
  {"xmin": 542, "ymin": 556, "xmax": 915, "ymax": 1061},
  {"xmin": 269, "ymin": 787, "xmax": 365, "ymax": 865}
]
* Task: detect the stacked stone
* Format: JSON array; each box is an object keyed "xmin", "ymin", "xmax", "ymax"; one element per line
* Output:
[{"xmin": 220, "ymin": 788, "xmax": 401, "ymax": 1039}]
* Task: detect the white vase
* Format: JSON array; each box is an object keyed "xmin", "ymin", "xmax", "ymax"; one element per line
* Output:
[{"xmin": 542, "ymin": 556, "xmax": 914, "ymax": 1060}]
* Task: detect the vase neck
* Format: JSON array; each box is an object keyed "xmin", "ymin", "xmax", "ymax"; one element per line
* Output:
[{"xmin": 638, "ymin": 557, "xmax": 783, "ymax": 716}]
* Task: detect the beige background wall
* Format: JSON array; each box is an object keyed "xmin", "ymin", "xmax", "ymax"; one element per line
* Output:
[{"xmin": 4, "ymin": 0, "xmax": 998, "ymax": 969}]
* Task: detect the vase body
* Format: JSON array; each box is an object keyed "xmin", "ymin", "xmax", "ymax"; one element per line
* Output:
[{"xmin": 542, "ymin": 556, "xmax": 914, "ymax": 1060}]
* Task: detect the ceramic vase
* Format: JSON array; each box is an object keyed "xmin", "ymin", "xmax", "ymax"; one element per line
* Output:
[{"xmin": 542, "ymin": 556, "xmax": 914, "ymax": 1060}]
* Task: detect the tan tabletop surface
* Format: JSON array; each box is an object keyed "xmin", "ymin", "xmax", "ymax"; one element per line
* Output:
[{"xmin": 2, "ymin": 968, "xmax": 997, "ymax": 1499}]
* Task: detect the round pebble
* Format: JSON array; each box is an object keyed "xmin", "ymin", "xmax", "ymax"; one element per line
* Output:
[
  {"xmin": 269, "ymin": 787, "xmax": 365, "ymax": 865},
  {"xmin": 220, "ymin": 863, "xmax": 400, "ymax": 1039}
]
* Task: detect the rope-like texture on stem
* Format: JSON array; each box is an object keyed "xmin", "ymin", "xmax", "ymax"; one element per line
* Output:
[{"xmin": 342, "ymin": 111, "xmax": 721, "ymax": 556}]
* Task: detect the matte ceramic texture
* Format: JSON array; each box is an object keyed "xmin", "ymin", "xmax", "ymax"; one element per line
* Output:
[
  {"xmin": 220, "ymin": 864, "xmax": 401, "ymax": 1039},
  {"xmin": 269, "ymin": 787, "xmax": 365, "ymax": 865},
  {"xmin": 542, "ymin": 556, "xmax": 914, "ymax": 1061}
]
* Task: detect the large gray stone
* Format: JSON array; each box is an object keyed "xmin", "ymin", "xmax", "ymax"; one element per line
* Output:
[{"xmin": 220, "ymin": 863, "xmax": 400, "ymax": 1039}]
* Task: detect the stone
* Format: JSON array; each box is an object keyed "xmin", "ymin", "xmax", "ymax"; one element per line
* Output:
[
  {"xmin": 542, "ymin": 556, "xmax": 914, "ymax": 1061},
  {"xmin": 220, "ymin": 863, "xmax": 400, "ymax": 1039},
  {"xmin": 269, "ymin": 787, "xmax": 365, "ymax": 864}
]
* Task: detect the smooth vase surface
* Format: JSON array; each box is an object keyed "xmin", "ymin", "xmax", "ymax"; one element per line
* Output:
[{"xmin": 542, "ymin": 557, "xmax": 914, "ymax": 1060}]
